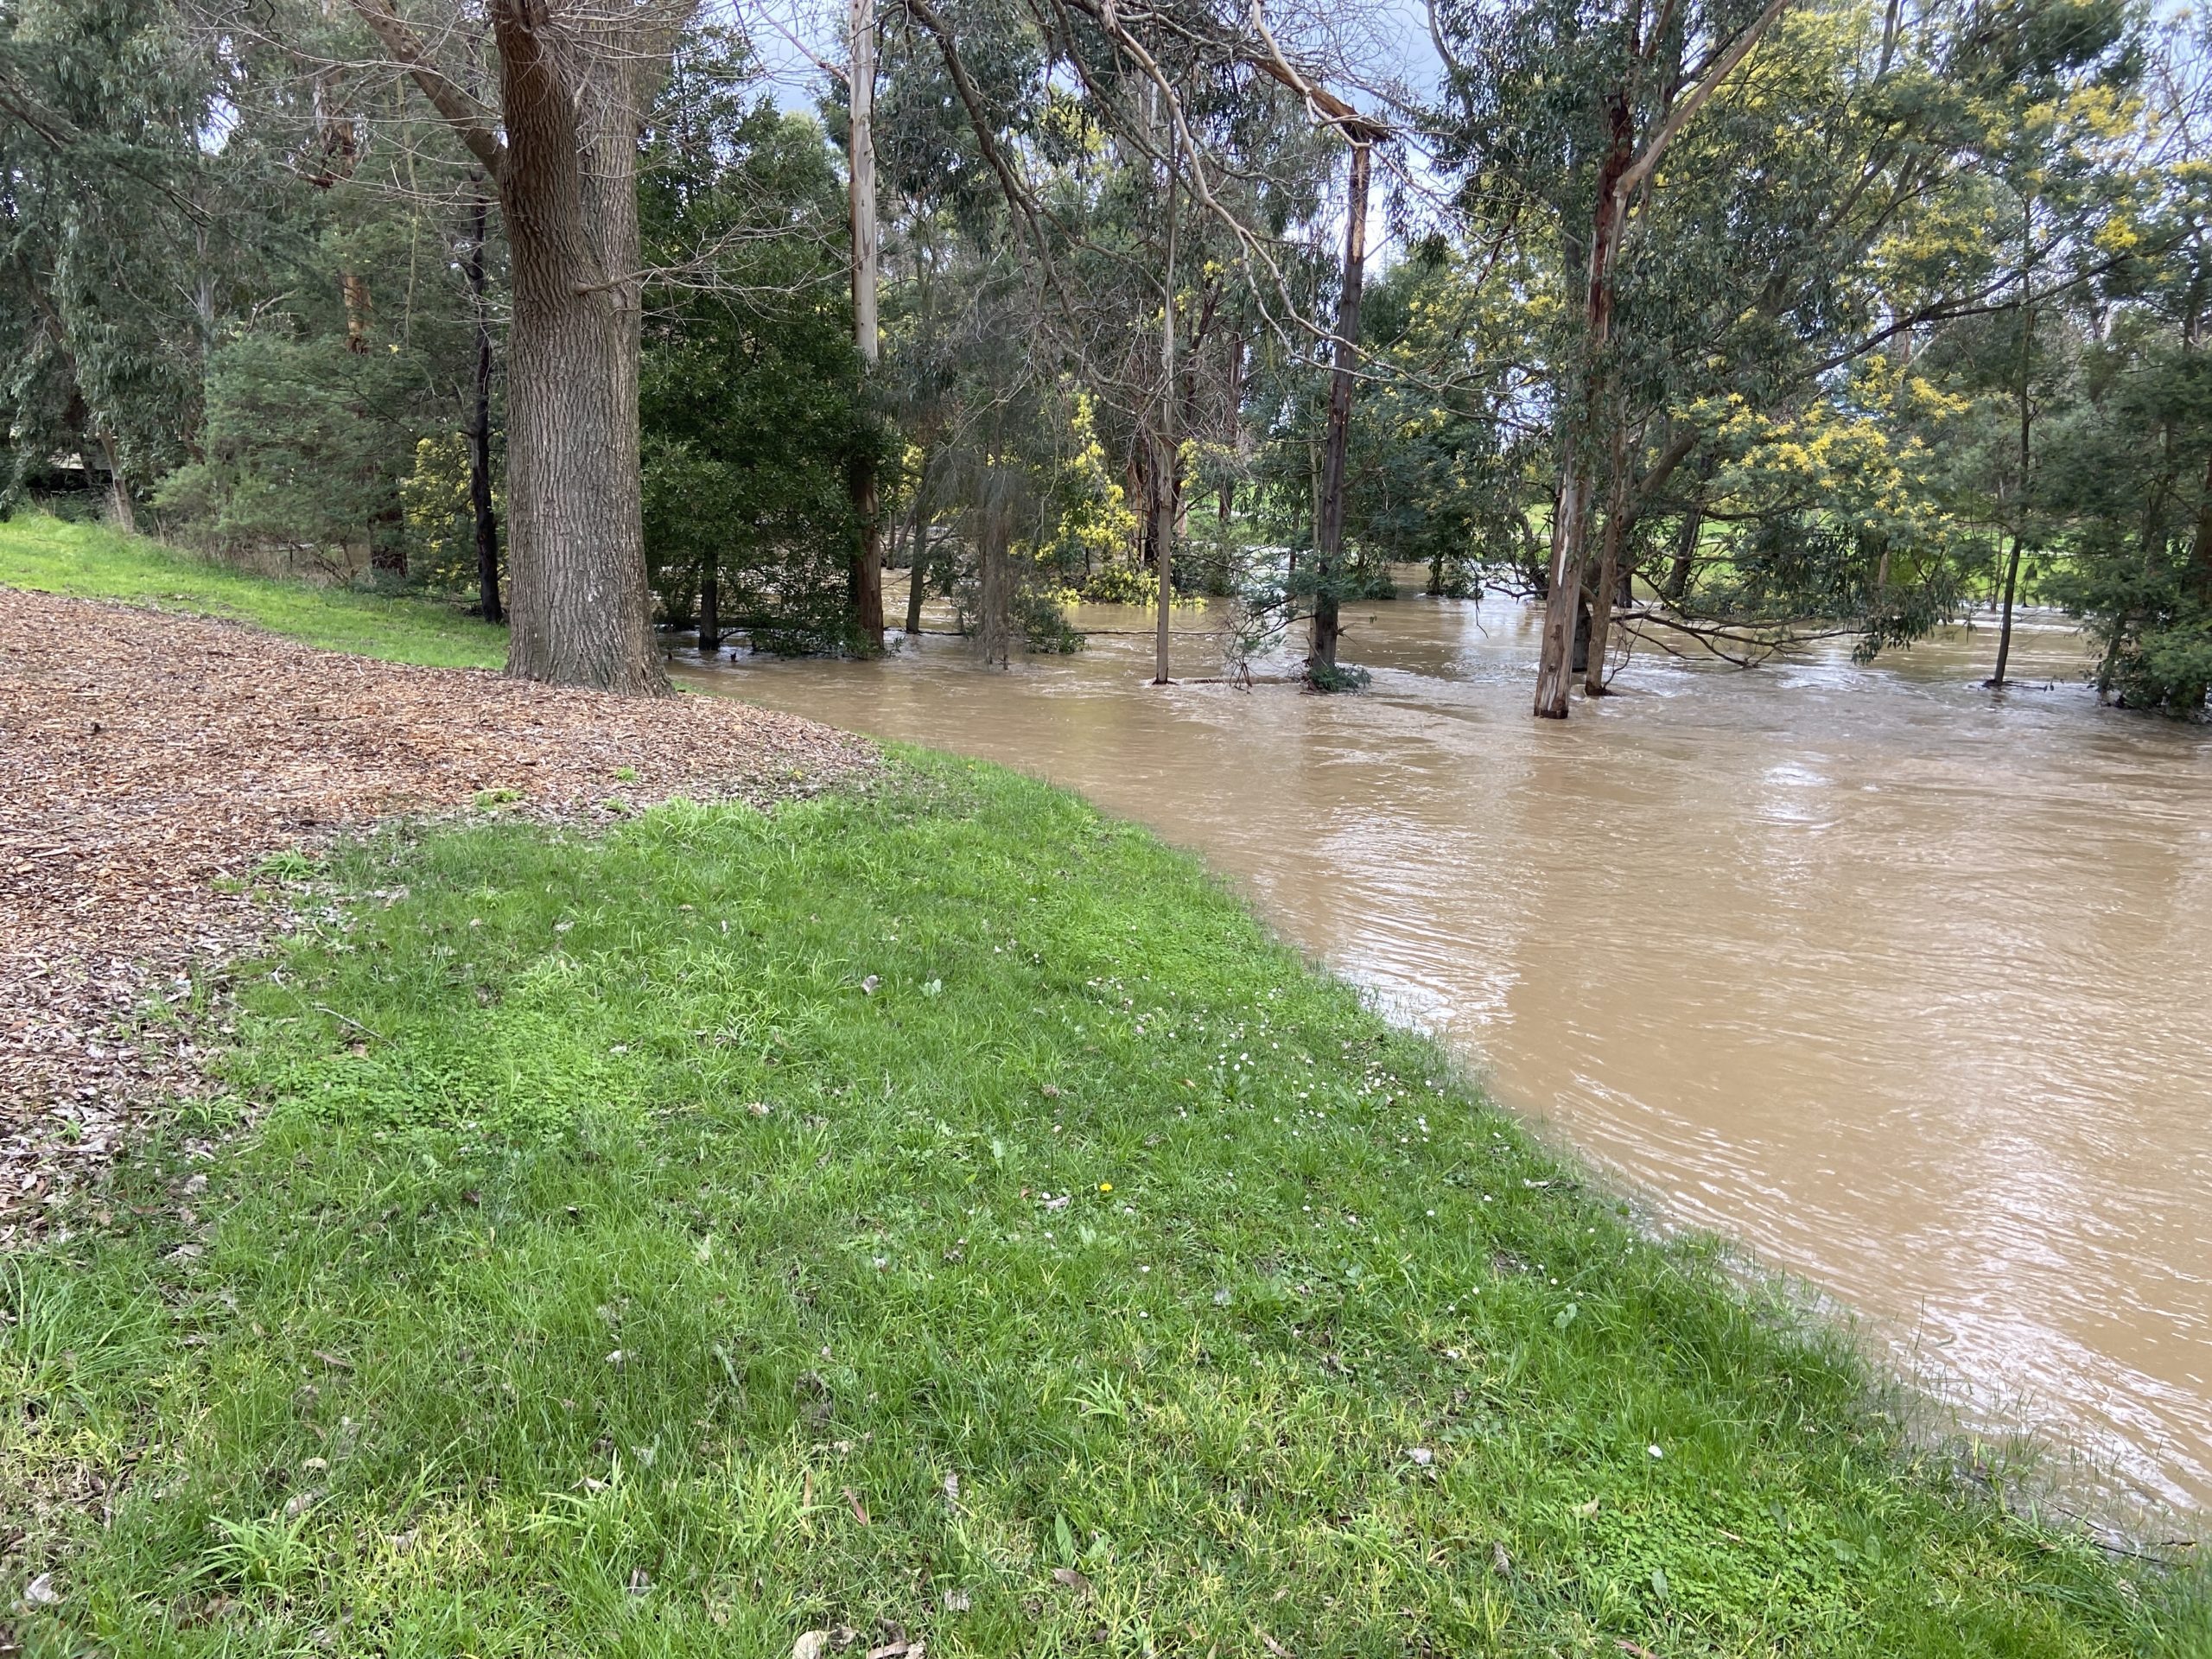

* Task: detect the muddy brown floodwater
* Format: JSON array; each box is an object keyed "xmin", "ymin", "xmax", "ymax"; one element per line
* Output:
[{"xmin": 676, "ymin": 590, "xmax": 2212, "ymax": 1516}]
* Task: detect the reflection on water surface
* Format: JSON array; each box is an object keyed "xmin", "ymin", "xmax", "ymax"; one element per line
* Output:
[{"xmin": 677, "ymin": 592, "xmax": 2212, "ymax": 1513}]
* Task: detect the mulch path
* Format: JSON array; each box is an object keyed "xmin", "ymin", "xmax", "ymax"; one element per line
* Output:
[{"xmin": 0, "ymin": 587, "xmax": 878, "ymax": 1245}]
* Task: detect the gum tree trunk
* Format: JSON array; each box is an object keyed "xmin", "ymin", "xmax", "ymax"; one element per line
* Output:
[
  {"xmin": 1532, "ymin": 0, "xmax": 1793, "ymax": 716},
  {"xmin": 96, "ymin": 431, "xmax": 134, "ymax": 535},
  {"xmin": 847, "ymin": 0, "xmax": 885, "ymax": 649},
  {"xmin": 1988, "ymin": 191, "xmax": 2034, "ymax": 690},
  {"xmin": 1309, "ymin": 138, "xmax": 1371, "ymax": 680},
  {"xmin": 1534, "ymin": 99, "xmax": 1629, "ymax": 720},
  {"xmin": 905, "ymin": 461, "xmax": 931, "ymax": 635},
  {"xmin": 1583, "ymin": 419, "xmax": 1633, "ymax": 695}
]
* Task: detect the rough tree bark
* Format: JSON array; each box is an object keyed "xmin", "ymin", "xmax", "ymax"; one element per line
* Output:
[
  {"xmin": 848, "ymin": 0, "xmax": 885, "ymax": 649},
  {"xmin": 352, "ymin": 0, "xmax": 677, "ymax": 694},
  {"xmin": 1309, "ymin": 137, "xmax": 1372, "ymax": 681}
]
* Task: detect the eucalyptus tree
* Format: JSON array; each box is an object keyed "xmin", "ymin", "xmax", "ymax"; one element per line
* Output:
[
  {"xmin": 1433, "ymin": 0, "xmax": 1798, "ymax": 716},
  {"xmin": 884, "ymin": 0, "xmax": 1383, "ymax": 675},
  {"xmin": 2038, "ymin": 14, "xmax": 2212, "ymax": 712},
  {"xmin": 0, "ymin": 0, "xmax": 245, "ymax": 520}
]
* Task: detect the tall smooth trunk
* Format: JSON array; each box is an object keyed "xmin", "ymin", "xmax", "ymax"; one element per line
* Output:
[
  {"xmin": 1988, "ymin": 192, "xmax": 2034, "ymax": 690},
  {"xmin": 905, "ymin": 465, "xmax": 931, "ymax": 635},
  {"xmin": 1583, "ymin": 421, "xmax": 1633, "ymax": 695},
  {"xmin": 97, "ymin": 431, "xmax": 134, "ymax": 535},
  {"xmin": 1309, "ymin": 140, "xmax": 1370, "ymax": 679},
  {"xmin": 1534, "ymin": 439, "xmax": 1596, "ymax": 717},
  {"xmin": 1152, "ymin": 432, "xmax": 1176, "ymax": 683},
  {"xmin": 1990, "ymin": 533, "xmax": 2023, "ymax": 686},
  {"xmin": 847, "ymin": 0, "xmax": 884, "ymax": 648},
  {"xmin": 1154, "ymin": 170, "xmax": 1179, "ymax": 684},
  {"xmin": 1535, "ymin": 102, "xmax": 1630, "ymax": 719}
]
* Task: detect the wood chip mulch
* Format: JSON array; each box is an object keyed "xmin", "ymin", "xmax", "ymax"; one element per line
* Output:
[{"xmin": 0, "ymin": 586, "xmax": 879, "ymax": 1246}]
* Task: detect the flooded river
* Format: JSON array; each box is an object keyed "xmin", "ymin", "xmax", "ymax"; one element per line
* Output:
[{"xmin": 676, "ymin": 593, "xmax": 2212, "ymax": 1515}]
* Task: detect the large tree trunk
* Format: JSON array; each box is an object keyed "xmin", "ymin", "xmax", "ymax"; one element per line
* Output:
[
  {"xmin": 1309, "ymin": 139, "xmax": 1371, "ymax": 682},
  {"xmin": 697, "ymin": 562, "xmax": 721, "ymax": 652},
  {"xmin": 351, "ymin": 0, "xmax": 681, "ymax": 691},
  {"xmin": 1988, "ymin": 193, "xmax": 2034, "ymax": 690},
  {"xmin": 493, "ymin": 10, "xmax": 666, "ymax": 694},
  {"xmin": 466, "ymin": 187, "xmax": 501, "ymax": 624},
  {"xmin": 1535, "ymin": 435, "xmax": 1597, "ymax": 716},
  {"xmin": 1529, "ymin": 0, "xmax": 1792, "ymax": 714}
]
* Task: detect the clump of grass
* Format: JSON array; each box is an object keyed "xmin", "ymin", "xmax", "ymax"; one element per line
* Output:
[
  {"xmin": 4, "ymin": 756, "xmax": 2203, "ymax": 1656},
  {"xmin": 0, "ymin": 512, "xmax": 505, "ymax": 668}
]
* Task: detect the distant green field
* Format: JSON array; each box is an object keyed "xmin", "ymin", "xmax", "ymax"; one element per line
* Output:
[{"xmin": 0, "ymin": 512, "xmax": 506, "ymax": 670}]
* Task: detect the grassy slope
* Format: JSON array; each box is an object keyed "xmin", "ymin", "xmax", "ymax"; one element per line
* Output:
[
  {"xmin": 0, "ymin": 513, "xmax": 505, "ymax": 669},
  {"xmin": 4, "ymin": 764, "xmax": 2202, "ymax": 1656},
  {"xmin": 1, "ymin": 531, "xmax": 2202, "ymax": 1655}
]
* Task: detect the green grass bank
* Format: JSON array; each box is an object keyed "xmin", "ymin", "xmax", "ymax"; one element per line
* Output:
[
  {"xmin": 3, "ymin": 521, "xmax": 2205, "ymax": 1655},
  {"xmin": 0, "ymin": 512, "xmax": 505, "ymax": 669}
]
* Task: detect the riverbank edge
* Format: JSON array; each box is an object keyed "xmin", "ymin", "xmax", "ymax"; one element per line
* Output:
[{"xmin": 3, "ymin": 521, "xmax": 2204, "ymax": 1653}]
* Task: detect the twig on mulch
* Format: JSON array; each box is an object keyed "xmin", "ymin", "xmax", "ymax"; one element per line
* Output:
[{"xmin": 0, "ymin": 587, "xmax": 878, "ymax": 1245}]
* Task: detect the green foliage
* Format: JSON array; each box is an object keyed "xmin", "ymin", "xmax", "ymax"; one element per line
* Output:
[
  {"xmin": 639, "ymin": 29, "xmax": 880, "ymax": 655},
  {"xmin": 1079, "ymin": 562, "xmax": 1157, "ymax": 605},
  {"xmin": 156, "ymin": 327, "xmax": 429, "ymax": 572},
  {"xmin": 6, "ymin": 760, "xmax": 2201, "ymax": 1654},
  {"xmin": 401, "ymin": 432, "xmax": 499, "ymax": 594},
  {"xmin": 0, "ymin": 0, "xmax": 230, "ymax": 505}
]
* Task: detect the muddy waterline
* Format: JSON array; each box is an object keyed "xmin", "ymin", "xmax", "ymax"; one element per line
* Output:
[{"xmin": 675, "ymin": 592, "xmax": 2212, "ymax": 1515}]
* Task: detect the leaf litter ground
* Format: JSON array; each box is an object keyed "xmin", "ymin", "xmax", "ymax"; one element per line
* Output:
[{"xmin": 0, "ymin": 586, "xmax": 874, "ymax": 1245}]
